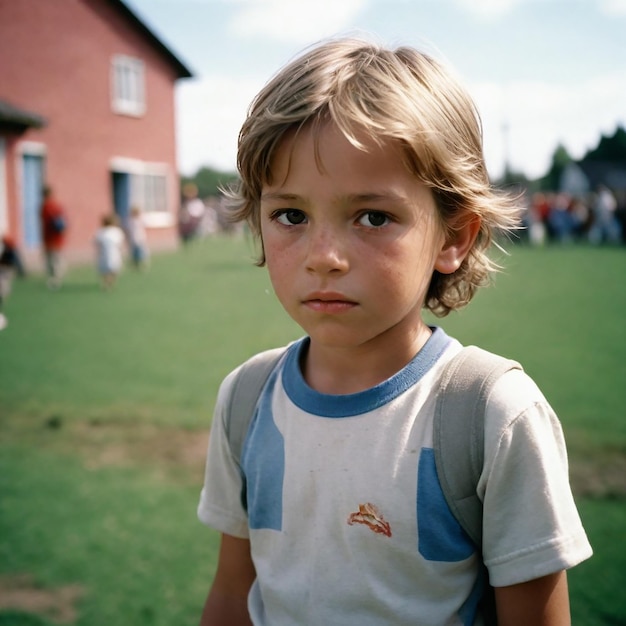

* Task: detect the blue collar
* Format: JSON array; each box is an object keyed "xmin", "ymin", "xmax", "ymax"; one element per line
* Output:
[{"xmin": 281, "ymin": 327, "xmax": 451, "ymax": 417}]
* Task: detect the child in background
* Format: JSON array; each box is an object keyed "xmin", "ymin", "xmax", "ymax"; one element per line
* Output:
[
  {"xmin": 197, "ymin": 38, "xmax": 592, "ymax": 625},
  {"xmin": 40, "ymin": 185, "xmax": 67, "ymax": 289},
  {"xmin": 127, "ymin": 206, "xmax": 149, "ymax": 270},
  {"xmin": 0, "ymin": 235, "xmax": 21, "ymax": 329},
  {"xmin": 179, "ymin": 183, "xmax": 205, "ymax": 244},
  {"xmin": 94, "ymin": 214, "xmax": 125, "ymax": 290}
]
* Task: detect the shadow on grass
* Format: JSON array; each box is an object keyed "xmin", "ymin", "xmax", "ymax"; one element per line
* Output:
[{"xmin": 0, "ymin": 612, "xmax": 51, "ymax": 626}]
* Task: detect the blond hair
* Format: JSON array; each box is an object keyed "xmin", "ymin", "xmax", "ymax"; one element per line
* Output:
[{"xmin": 228, "ymin": 37, "xmax": 520, "ymax": 316}]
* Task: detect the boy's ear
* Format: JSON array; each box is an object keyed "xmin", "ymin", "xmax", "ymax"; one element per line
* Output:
[{"xmin": 434, "ymin": 216, "xmax": 481, "ymax": 274}]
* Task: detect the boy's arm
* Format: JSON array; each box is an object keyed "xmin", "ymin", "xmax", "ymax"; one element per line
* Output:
[
  {"xmin": 495, "ymin": 570, "xmax": 571, "ymax": 626},
  {"xmin": 199, "ymin": 533, "xmax": 256, "ymax": 626}
]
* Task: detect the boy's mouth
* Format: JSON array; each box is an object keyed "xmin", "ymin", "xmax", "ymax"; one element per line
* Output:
[{"xmin": 302, "ymin": 292, "xmax": 357, "ymax": 313}]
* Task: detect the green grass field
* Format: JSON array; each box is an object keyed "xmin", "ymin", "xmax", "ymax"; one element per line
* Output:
[{"xmin": 0, "ymin": 237, "xmax": 624, "ymax": 625}]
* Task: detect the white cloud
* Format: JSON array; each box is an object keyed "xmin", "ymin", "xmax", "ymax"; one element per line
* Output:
[
  {"xmin": 600, "ymin": 0, "xmax": 626, "ymax": 15},
  {"xmin": 175, "ymin": 73, "xmax": 266, "ymax": 174},
  {"xmin": 230, "ymin": 0, "xmax": 369, "ymax": 43},
  {"xmin": 452, "ymin": 0, "xmax": 523, "ymax": 20},
  {"xmin": 473, "ymin": 71, "xmax": 626, "ymax": 179}
]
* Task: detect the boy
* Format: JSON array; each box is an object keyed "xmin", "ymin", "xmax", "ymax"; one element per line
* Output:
[
  {"xmin": 40, "ymin": 185, "xmax": 67, "ymax": 289},
  {"xmin": 0, "ymin": 234, "xmax": 22, "ymax": 329},
  {"xmin": 127, "ymin": 206, "xmax": 150, "ymax": 270},
  {"xmin": 93, "ymin": 214, "xmax": 125, "ymax": 290},
  {"xmin": 197, "ymin": 38, "xmax": 592, "ymax": 625}
]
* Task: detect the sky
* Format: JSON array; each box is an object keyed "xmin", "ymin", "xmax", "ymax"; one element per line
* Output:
[{"xmin": 124, "ymin": 0, "xmax": 626, "ymax": 181}]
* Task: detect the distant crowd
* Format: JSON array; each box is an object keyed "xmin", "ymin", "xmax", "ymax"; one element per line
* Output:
[
  {"xmin": 520, "ymin": 185, "xmax": 624, "ymax": 246},
  {"xmin": 177, "ymin": 182, "xmax": 242, "ymax": 244}
]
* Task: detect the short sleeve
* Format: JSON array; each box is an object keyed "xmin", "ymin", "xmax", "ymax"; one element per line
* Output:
[
  {"xmin": 197, "ymin": 367, "xmax": 250, "ymax": 538},
  {"xmin": 479, "ymin": 369, "xmax": 593, "ymax": 587}
]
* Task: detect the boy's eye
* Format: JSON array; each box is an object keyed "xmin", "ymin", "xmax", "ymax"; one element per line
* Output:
[
  {"xmin": 358, "ymin": 211, "xmax": 390, "ymax": 227},
  {"xmin": 275, "ymin": 209, "xmax": 306, "ymax": 225}
]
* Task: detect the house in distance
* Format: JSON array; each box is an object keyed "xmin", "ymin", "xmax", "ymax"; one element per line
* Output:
[{"xmin": 0, "ymin": 0, "xmax": 193, "ymax": 266}]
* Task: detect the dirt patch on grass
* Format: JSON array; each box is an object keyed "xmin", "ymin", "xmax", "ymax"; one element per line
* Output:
[
  {"xmin": 72, "ymin": 419, "xmax": 211, "ymax": 484},
  {"xmin": 74, "ymin": 419, "xmax": 210, "ymax": 483},
  {"xmin": 0, "ymin": 575, "xmax": 84, "ymax": 624},
  {"xmin": 1, "ymin": 412, "xmax": 211, "ymax": 485},
  {"xmin": 569, "ymin": 450, "xmax": 626, "ymax": 499}
]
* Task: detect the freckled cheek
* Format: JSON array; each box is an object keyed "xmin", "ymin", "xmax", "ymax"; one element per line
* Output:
[
  {"xmin": 263, "ymin": 230, "xmax": 305, "ymax": 268},
  {"xmin": 371, "ymin": 249, "xmax": 433, "ymax": 301},
  {"xmin": 264, "ymin": 243, "xmax": 300, "ymax": 294},
  {"xmin": 264, "ymin": 234, "xmax": 295, "ymax": 263}
]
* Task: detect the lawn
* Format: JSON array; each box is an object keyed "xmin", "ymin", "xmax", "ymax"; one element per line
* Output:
[{"xmin": 0, "ymin": 237, "xmax": 624, "ymax": 625}]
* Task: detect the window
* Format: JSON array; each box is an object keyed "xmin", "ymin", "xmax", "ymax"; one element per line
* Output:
[
  {"xmin": 142, "ymin": 173, "xmax": 167, "ymax": 213},
  {"xmin": 130, "ymin": 167, "xmax": 171, "ymax": 227},
  {"xmin": 129, "ymin": 170, "xmax": 167, "ymax": 215},
  {"xmin": 111, "ymin": 55, "xmax": 145, "ymax": 116},
  {"xmin": 110, "ymin": 158, "xmax": 173, "ymax": 228}
]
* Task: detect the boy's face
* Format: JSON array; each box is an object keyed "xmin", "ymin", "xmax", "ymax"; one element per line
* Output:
[{"xmin": 260, "ymin": 122, "xmax": 453, "ymax": 355}]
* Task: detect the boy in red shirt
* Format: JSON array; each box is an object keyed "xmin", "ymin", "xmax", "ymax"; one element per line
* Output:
[{"xmin": 40, "ymin": 185, "xmax": 67, "ymax": 288}]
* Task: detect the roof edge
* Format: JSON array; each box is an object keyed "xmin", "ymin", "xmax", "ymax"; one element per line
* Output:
[
  {"xmin": 0, "ymin": 100, "xmax": 47, "ymax": 129},
  {"xmin": 107, "ymin": 0, "xmax": 194, "ymax": 79}
]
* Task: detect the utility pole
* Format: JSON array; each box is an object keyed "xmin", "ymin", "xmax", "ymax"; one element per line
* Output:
[{"xmin": 502, "ymin": 118, "xmax": 512, "ymax": 184}]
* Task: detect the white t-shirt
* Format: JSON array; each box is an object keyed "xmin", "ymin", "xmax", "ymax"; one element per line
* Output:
[
  {"xmin": 198, "ymin": 328, "xmax": 592, "ymax": 626},
  {"xmin": 127, "ymin": 215, "xmax": 147, "ymax": 246},
  {"xmin": 94, "ymin": 225, "xmax": 124, "ymax": 274}
]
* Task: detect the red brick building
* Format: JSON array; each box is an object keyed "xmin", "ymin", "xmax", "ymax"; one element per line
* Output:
[{"xmin": 0, "ymin": 0, "xmax": 192, "ymax": 267}]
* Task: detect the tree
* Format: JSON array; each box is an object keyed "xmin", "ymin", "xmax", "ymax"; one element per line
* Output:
[
  {"xmin": 180, "ymin": 166, "xmax": 239, "ymax": 199},
  {"xmin": 539, "ymin": 143, "xmax": 573, "ymax": 190},
  {"xmin": 583, "ymin": 126, "xmax": 626, "ymax": 163}
]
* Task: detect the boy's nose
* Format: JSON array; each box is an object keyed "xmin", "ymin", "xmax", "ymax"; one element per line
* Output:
[{"xmin": 305, "ymin": 226, "xmax": 349, "ymax": 274}]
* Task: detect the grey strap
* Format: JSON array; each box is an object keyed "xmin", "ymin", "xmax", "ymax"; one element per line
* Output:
[
  {"xmin": 225, "ymin": 347, "xmax": 287, "ymax": 468},
  {"xmin": 433, "ymin": 346, "xmax": 521, "ymax": 549}
]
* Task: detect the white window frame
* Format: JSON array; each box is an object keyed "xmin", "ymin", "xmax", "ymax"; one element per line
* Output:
[
  {"xmin": 111, "ymin": 54, "xmax": 146, "ymax": 117},
  {"xmin": 110, "ymin": 157, "xmax": 173, "ymax": 227},
  {"xmin": 17, "ymin": 141, "xmax": 47, "ymax": 157}
]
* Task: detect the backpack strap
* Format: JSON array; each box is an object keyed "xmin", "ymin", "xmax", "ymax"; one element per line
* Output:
[
  {"xmin": 225, "ymin": 346, "xmax": 287, "ymax": 469},
  {"xmin": 433, "ymin": 345, "xmax": 522, "ymax": 549}
]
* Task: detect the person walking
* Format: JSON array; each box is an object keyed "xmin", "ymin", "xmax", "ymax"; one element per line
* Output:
[
  {"xmin": 0, "ymin": 234, "xmax": 22, "ymax": 329},
  {"xmin": 40, "ymin": 185, "xmax": 67, "ymax": 289},
  {"xmin": 126, "ymin": 206, "xmax": 150, "ymax": 270},
  {"xmin": 94, "ymin": 214, "xmax": 125, "ymax": 290}
]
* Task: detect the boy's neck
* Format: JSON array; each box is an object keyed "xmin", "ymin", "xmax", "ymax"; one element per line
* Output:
[{"xmin": 301, "ymin": 325, "xmax": 433, "ymax": 395}]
